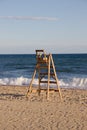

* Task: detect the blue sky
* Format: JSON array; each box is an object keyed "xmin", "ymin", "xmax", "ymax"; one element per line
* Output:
[{"xmin": 0, "ymin": 0, "xmax": 87, "ymax": 54}]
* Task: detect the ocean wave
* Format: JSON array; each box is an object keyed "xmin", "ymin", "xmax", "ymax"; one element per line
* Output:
[
  {"xmin": 0, "ymin": 76, "xmax": 30, "ymax": 86},
  {"xmin": 0, "ymin": 76, "xmax": 87, "ymax": 89},
  {"xmin": 59, "ymin": 78, "xmax": 87, "ymax": 89}
]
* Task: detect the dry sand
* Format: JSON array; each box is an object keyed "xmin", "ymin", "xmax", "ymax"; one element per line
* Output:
[{"xmin": 0, "ymin": 85, "xmax": 87, "ymax": 130}]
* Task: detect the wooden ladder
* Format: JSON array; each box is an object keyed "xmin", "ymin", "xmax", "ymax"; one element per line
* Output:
[{"xmin": 26, "ymin": 50, "xmax": 62, "ymax": 100}]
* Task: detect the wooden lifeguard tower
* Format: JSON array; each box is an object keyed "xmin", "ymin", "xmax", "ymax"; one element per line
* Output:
[{"xmin": 26, "ymin": 50, "xmax": 62, "ymax": 100}]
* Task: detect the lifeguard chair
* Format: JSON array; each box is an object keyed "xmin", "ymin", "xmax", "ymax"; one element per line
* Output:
[{"xmin": 26, "ymin": 50, "xmax": 62, "ymax": 100}]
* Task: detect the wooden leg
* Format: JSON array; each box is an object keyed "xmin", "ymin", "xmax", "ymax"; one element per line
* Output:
[
  {"xmin": 50, "ymin": 54, "xmax": 62, "ymax": 100},
  {"xmin": 56, "ymin": 78, "xmax": 62, "ymax": 100},
  {"xmin": 38, "ymin": 69, "xmax": 41, "ymax": 96},
  {"xmin": 47, "ymin": 56, "xmax": 50, "ymax": 100},
  {"xmin": 26, "ymin": 69, "xmax": 36, "ymax": 97}
]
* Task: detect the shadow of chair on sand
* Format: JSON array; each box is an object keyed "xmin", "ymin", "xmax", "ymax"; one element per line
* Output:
[{"xmin": 0, "ymin": 93, "xmax": 25, "ymax": 100}]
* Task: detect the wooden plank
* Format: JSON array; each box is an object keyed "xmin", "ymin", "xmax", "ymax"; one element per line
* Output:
[
  {"xmin": 38, "ymin": 65, "xmax": 53, "ymax": 69},
  {"xmin": 40, "ymin": 88, "xmax": 58, "ymax": 91},
  {"xmin": 40, "ymin": 72, "xmax": 55, "ymax": 76},
  {"xmin": 37, "ymin": 61, "xmax": 48, "ymax": 64},
  {"xmin": 31, "ymin": 88, "xmax": 59, "ymax": 93},
  {"xmin": 36, "ymin": 50, "xmax": 44, "ymax": 52},
  {"xmin": 40, "ymin": 80, "xmax": 57, "ymax": 84}
]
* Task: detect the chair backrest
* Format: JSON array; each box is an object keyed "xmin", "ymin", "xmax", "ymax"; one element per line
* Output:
[{"xmin": 36, "ymin": 50, "xmax": 48, "ymax": 62}]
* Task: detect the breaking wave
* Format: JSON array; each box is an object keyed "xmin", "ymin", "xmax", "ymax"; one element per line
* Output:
[{"xmin": 0, "ymin": 76, "xmax": 87, "ymax": 89}]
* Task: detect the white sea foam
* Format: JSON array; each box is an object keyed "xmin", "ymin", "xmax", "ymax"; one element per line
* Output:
[
  {"xmin": 0, "ymin": 76, "xmax": 87, "ymax": 89},
  {"xmin": 0, "ymin": 76, "xmax": 30, "ymax": 86},
  {"xmin": 59, "ymin": 78, "xmax": 87, "ymax": 89}
]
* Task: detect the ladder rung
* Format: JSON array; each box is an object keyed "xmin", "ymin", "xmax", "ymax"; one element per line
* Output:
[
  {"xmin": 36, "ymin": 50, "xmax": 44, "ymax": 52},
  {"xmin": 37, "ymin": 61, "xmax": 48, "ymax": 64},
  {"xmin": 40, "ymin": 73, "xmax": 55, "ymax": 76},
  {"xmin": 38, "ymin": 88, "xmax": 59, "ymax": 92},
  {"xmin": 38, "ymin": 65, "xmax": 53, "ymax": 69},
  {"xmin": 40, "ymin": 81, "xmax": 57, "ymax": 84}
]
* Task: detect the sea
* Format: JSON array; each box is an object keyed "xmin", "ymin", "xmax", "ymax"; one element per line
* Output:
[{"xmin": 0, "ymin": 54, "xmax": 87, "ymax": 89}]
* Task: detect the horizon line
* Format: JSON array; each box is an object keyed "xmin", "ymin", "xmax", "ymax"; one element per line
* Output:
[{"xmin": 0, "ymin": 53, "xmax": 87, "ymax": 55}]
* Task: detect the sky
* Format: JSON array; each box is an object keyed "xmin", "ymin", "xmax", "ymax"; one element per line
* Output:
[{"xmin": 0, "ymin": 0, "xmax": 87, "ymax": 54}]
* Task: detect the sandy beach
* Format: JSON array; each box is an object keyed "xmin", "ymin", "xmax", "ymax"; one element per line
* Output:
[{"xmin": 0, "ymin": 85, "xmax": 87, "ymax": 130}]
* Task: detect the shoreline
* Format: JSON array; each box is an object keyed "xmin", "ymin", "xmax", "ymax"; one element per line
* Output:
[
  {"xmin": 0, "ymin": 85, "xmax": 87, "ymax": 130},
  {"xmin": 0, "ymin": 84, "xmax": 87, "ymax": 90}
]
